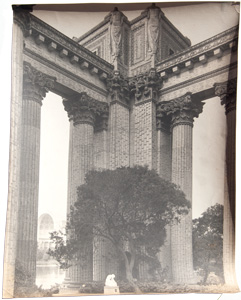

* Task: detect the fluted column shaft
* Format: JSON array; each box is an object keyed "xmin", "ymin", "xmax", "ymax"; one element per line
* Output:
[
  {"xmin": 64, "ymin": 93, "xmax": 95, "ymax": 285},
  {"xmin": 156, "ymin": 119, "xmax": 172, "ymax": 278},
  {"xmin": 64, "ymin": 93, "xmax": 109, "ymax": 284},
  {"xmin": 214, "ymin": 79, "xmax": 237, "ymax": 286},
  {"xmin": 171, "ymin": 123, "xmax": 194, "ymax": 283},
  {"xmin": 158, "ymin": 93, "xmax": 204, "ymax": 283},
  {"xmin": 15, "ymin": 62, "xmax": 55, "ymax": 289},
  {"xmin": 3, "ymin": 18, "xmax": 24, "ymax": 298}
]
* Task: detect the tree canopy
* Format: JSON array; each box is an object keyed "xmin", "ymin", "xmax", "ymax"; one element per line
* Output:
[
  {"xmin": 192, "ymin": 203, "xmax": 223, "ymax": 283},
  {"xmin": 49, "ymin": 166, "xmax": 190, "ymax": 291}
]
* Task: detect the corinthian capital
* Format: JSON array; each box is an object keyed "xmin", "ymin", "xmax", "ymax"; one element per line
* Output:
[
  {"xmin": 157, "ymin": 93, "xmax": 204, "ymax": 128},
  {"xmin": 23, "ymin": 62, "xmax": 56, "ymax": 105},
  {"xmin": 214, "ymin": 79, "xmax": 237, "ymax": 114},
  {"xmin": 107, "ymin": 70, "xmax": 129, "ymax": 107},
  {"xmin": 63, "ymin": 93, "xmax": 109, "ymax": 127},
  {"xmin": 129, "ymin": 68, "xmax": 162, "ymax": 105}
]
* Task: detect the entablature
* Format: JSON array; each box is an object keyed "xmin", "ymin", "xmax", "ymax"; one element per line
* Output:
[
  {"xmin": 156, "ymin": 25, "xmax": 238, "ymax": 77},
  {"xmin": 21, "ymin": 13, "xmax": 114, "ymax": 76}
]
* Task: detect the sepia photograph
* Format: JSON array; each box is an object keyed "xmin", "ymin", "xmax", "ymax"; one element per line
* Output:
[{"xmin": 1, "ymin": 1, "xmax": 240, "ymax": 299}]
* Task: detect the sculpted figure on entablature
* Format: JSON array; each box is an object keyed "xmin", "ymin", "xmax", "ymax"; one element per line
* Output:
[
  {"xmin": 109, "ymin": 7, "xmax": 125, "ymax": 60},
  {"xmin": 147, "ymin": 4, "xmax": 161, "ymax": 55}
]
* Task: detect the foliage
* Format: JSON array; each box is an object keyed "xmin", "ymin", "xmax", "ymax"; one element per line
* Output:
[
  {"xmin": 192, "ymin": 203, "xmax": 224, "ymax": 283},
  {"xmin": 49, "ymin": 166, "xmax": 190, "ymax": 292}
]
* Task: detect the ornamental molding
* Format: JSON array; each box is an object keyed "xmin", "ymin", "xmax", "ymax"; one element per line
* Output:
[
  {"xmin": 63, "ymin": 92, "xmax": 109, "ymax": 127},
  {"xmin": 129, "ymin": 68, "xmax": 162, "ymax": 105},
  {"xmin": 30, "ymin": 14, "xmax": 113, "ymax": 74},
  {"xmin": 23, "ymin": 62, "xmax": 56, "ymax": 104},
  {"xmin": 107, "ymin": 70, "xmax": 130, "ymax": 106},
  {"xmin": 156, "ymin": 93, "xmax": 205, "ymax": 128},
  {"xmin": 214, "ymin": 78, "xmax": 237, "ymax": 114},
  {"xmin": 156, "ymin": 25, "xmax": 238, "ymax": 72}
]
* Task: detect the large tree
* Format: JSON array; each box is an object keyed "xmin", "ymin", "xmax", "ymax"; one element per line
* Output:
[
  {"xmin": 192, "ymin": 203, "xmax": 223, "ymax": 283},
  {"xmin": 49, "ymin": 166, "xmax": 190, "ymax": 292}
]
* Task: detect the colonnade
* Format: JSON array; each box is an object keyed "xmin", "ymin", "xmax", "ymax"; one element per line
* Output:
[{"xmin": 4, "ymin": 14, "xmax": 237, "ymax": 296}]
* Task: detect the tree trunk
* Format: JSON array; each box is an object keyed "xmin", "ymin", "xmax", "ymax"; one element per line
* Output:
[{"xmin": 117, "ymin": 246, "xmax": 142, "ymax": 294}]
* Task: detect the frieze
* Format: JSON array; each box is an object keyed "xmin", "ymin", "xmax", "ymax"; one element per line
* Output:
[
  {"xmin": 156, "ymin": 26, "xmax": 238, "ymax": 72},
  {"xmin": 30, "ymin": 14, "xmax": 113, "ymax": 74},
  {"xmin": 63, "ymin": 92, "xmax": 109, "ymax": 126},
  {"xmin": 107, "ymin": 70, "xmax": 130, "ymax": 106},
  {"xmin": 129, "ymin": 68, "xmax": 162, "ymax": 104},
  {"xmin": 156, "ymin": 93, "xmax": 204, "ymax": 128},
  {"xmin": 23, "ymin": 61, "xmax": 56, "ymax": 104},
  {"xmin": 214, "ymin": 78, "xmax": 237, "ymax": 114}
]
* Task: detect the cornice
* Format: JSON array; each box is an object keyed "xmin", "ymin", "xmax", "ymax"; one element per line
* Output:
[
  {"xmin": 75, "ymin": 18, "xmax": 110, "ymax": 43},
  {"xmin": 156, "ymin": 25, "xmax": 238, "ymax": 73},
  {"xmin": 29, "ymin": 13, "xmax": 113, "ymax": 74}
]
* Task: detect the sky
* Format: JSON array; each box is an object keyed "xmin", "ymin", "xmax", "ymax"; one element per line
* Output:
[{"xmin": 32, "ymin": 2, "xmax": 240, "ymax": 223}]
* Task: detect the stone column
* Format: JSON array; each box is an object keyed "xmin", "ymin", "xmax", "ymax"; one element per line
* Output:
[
  {"xmin": 15, "ymin": 62, "xmax": 55, "ymax": 290},
  {"xmin": 3, "ymin": 10, "xmax": 30, "ymax": 297},
  {"xmin": 93, "ymin": 111, "xmax": 110, "ymax": 281},
  {"xmin": 155, "ymin": 115, "xmax": 172, "ymax": 279},
  {"xmin": 63, "ymin": 93, "xmax": 109, "ymax": 285},
  {"xmin": 158, "ymin": 93, "xmax": 204, "ymax": 283},
  {"xmin": 214, "ymin": 79, "xmax": 237, "ymax": 286}
]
